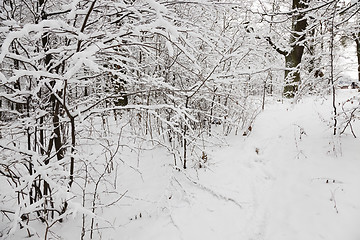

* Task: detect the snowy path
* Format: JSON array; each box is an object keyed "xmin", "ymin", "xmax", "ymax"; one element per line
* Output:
[
  {"xmin": 232, "ymin": 96, "xmax": 360, "ymax": 240},
  {"xmin": 97, "ymin": 93, "xmax": 360, "ymax": 240}
]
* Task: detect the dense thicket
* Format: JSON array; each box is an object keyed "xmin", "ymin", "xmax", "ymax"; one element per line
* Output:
[{"xmin": 0, "ymin": 0, "xmax": 359, "ymax": 238}]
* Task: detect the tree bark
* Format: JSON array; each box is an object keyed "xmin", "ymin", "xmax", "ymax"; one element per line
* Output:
[
  {"xmin": 355, "ymin": 35, "xmax": 360, "ymax": 82},
  {"xmin": 283, "ymin": 0, "xmax": 309, "ymax": 98},
  {"xmin": 265, "ymin": 0, "xmax": 309, "ymax": 98}
]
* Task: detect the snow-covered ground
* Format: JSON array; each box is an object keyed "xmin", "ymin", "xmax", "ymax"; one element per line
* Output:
[{"xmin": 52, "ymin": 90, "xmax": 360, "ymax": 240}]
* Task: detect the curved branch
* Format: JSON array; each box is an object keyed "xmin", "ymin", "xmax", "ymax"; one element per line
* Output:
[{"xmin": 264, "ymin": 36, "xmax": 288, "ymax": 56}]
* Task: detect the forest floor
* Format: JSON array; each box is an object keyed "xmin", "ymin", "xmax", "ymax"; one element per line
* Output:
[{"xmin": 55, "ymin": 90, "xmax": 360, "ymax": 240}]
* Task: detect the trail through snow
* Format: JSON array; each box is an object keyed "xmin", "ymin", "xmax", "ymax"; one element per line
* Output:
[{"xmin": 58, "ymin": 91, "xmax": 360, "ymax": 240}]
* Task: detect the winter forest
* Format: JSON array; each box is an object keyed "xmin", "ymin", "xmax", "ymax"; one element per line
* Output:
[{"xmin": 1, "ymin": 0, "xmax": 360, "ymax": 239}]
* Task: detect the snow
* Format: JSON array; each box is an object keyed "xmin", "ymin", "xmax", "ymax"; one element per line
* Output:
[
  {"xmin": 146, "ymin": 0, "xmax": 168, "ymax": 15},
  {"xmin": 2, "ymin": 90, "xmax": 359, "ymax": 240},
  {"xmin": 41, "ymin": 90, "xmax": 359, "ymax": 240},
  {"xmin": 338, "ymin": 42, "xmax": 358, "ymax": 81},
  {"xmin": 1, "ymin": 0, "xmax": 360, "ymax": 238}
]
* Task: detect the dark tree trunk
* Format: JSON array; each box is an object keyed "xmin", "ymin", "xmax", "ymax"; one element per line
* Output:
[
  {"xmin": 355, "ymin": 36, "xmax": 360, "ymax": 82},
  {"xmin": 52, "ymin": 100, "xmax": 64, "ymax": 161},
  {"xmin": 265, "ymin": 0, "xmax": 309, "ymax": 98},
  {"xmin": 283, "ymin": 0, "xmax": 309, "ymax": 98}
]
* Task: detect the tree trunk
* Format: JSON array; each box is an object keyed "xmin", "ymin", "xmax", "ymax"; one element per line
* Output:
[
  {"xmin": 355, "ymin": 36, "xmax": 360, "ymax": 82},
  {"xmin": 265, "ymin": 0, "xmax": 309, "ymax": 98},
  {"xmin": 283, "ymin": 0, "xmax": 309, "ymax": 98}
]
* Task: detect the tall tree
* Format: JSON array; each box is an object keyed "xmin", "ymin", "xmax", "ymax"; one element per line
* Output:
[
  {"xmin": 265, "ymin": 0, "xmax": 309, "ymax": 97},
  {"xmin": 355, "ymin": 33, "xmax": 360, "ymax": 82},
  {"xmin": 281, "ymin": 0, "xmax": 310, "ymax": 97}
]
